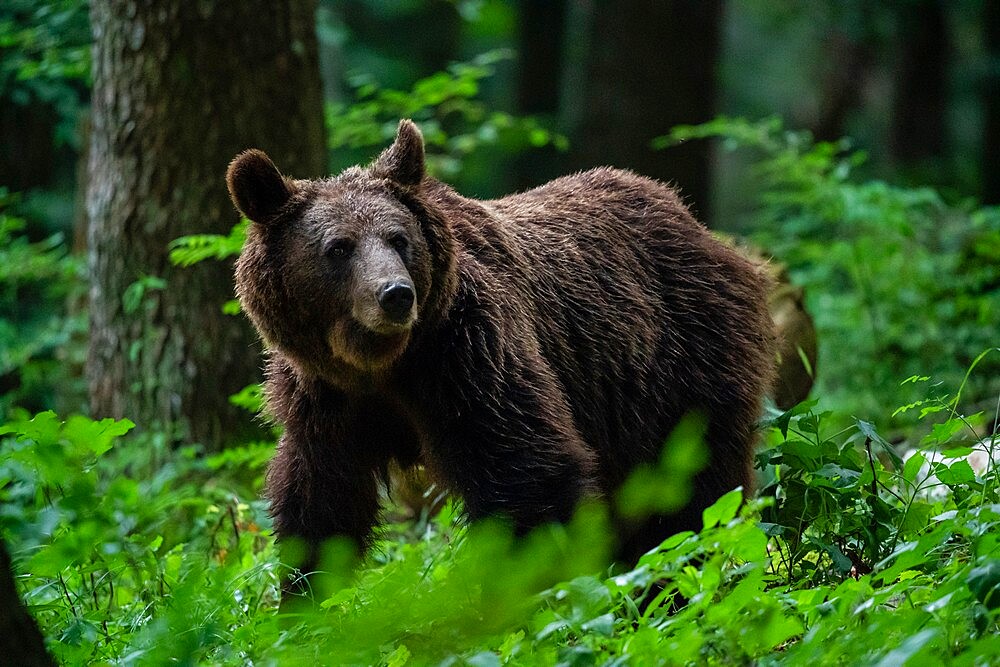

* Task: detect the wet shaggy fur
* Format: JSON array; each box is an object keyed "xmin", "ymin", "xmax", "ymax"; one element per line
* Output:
[{"xmin": 227, "ymin": 120, "xmax": 775, "ymax": 590}]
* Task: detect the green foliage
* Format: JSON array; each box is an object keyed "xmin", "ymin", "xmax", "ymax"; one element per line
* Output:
[
  {"xmin": 168, "ymin": 219, "xmax": 249, "ymax": 268},
  {"xmin": 121, "ymin": 274, "xmax": 166, "ymax": 315},
  {"xmin": 325, "ymin": 50, "xmax": 566, "ymax": 180},
  {"xmin": 0, "ymin": 190, "xmax": 85, "ymax": 415},
  {"xmin": 660, "ymin": 117, "xmax": 1000, "ymax": 426},
  {"xmin": 0, "ymin": 0, "xmax": 90, "ymax": 146},
  {"xmin": 616, "ymin": 413, "xmax": 708, "ymax": 519},
  {"xmin": 2, "ymin": 364, "xmax": 997, "ymax": 664},
  {"xmin": 0, "ymin": 410, "xmax": 273, "ymax": 664}
]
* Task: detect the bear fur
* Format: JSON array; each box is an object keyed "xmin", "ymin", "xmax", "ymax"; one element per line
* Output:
[{"xmin": 227, "ymin": 120, "xmax": 775, "ymax": 589}]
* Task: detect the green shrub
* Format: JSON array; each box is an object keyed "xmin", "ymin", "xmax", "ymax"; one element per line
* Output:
[
  {"xmin": 0, "ymin": 190, "xmax": 85, "ymax": 416},
  {"xmin": 3, "ymin": 360, "xmax": 997, "ymax": 664}
]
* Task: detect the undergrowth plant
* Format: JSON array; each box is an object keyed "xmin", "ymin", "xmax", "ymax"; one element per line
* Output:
[
  {"xmin": 0, "ymin": 190, "xmax": 85, "ymax": 416},
  {"xmin": 2, "ymin": 362, "xmax": 997, "ymax": 665}
]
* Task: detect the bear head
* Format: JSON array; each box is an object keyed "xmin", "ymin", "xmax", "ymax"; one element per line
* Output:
[{"xmin": 227, "ymin": 120, "xmax": 456, "ymax": 382}]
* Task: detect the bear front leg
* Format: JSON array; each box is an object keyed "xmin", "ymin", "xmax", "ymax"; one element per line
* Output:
[
  {"xmin": 425, "ymin": 353, "xmax": 600, "ymax": 535},
  {"xmin": 263, "ymin": 358, "xmax": 384, "ymax": 598},
  {"xmin": 266, "ymin": 432, "xmax": 382, "ymax": 596}
]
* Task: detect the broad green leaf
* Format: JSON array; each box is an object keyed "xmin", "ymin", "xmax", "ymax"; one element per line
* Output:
[
  {"xmin": 855, "ymin": 419, "xmax": 903, "ymax": 468},
  {"xmin": 940, "ymin": 447, "xmax": 974, "ymax": 459},
  {"xmin": 967, "ymin": 560, "xmax": 1000, "ymax": 610},
  {"xmin": 702, "ymin": 488, "xmax": 743, "ymax": 529},
  {"xmin": 873, "ymin": 629, "xmax": 938, "ymax": 667},
  {"xmin": 936, "ymin": 459, "xmax": 976, "ymax": 486},
  {"xmin": 385, "ymin": 644, "xmax": 411, "ymax": 667},
  {"xmin": 903, "ymin": 451, "xmax": 926, "ymax": 483}
]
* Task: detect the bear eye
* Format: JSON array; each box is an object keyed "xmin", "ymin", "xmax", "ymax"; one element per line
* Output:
[
  {"xmin": 389, "ymin": 234, "xmax": 409, "ymax": 254},
  {"xmin": 326, "ymin": 238, "xmax": 354, "ymax": 259}
]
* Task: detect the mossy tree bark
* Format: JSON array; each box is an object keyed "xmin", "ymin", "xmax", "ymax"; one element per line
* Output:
[{"xmin": 87, "ymin": 0, "xmax": 326, "ymax": 447}]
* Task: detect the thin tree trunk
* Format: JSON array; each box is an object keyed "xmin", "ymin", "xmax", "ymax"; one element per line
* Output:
[
  {"xmin": 87, "ymin": 0, "xmax": 326, "ymax": 448},
  {"xmin": 0, "ymin": 539, "xmax": 53, "ymax": 667},
  {"xmin": 983, "ymin": 0, "xmax": 1000, "ymax": 205},
  {"xmin": 514, "ymin": 0, "xmax": 568, "ymax": 189},
  {"xmin": 811, "ymin": 31, "xmax": 871, "ymax": 143},
  {"xmin": 890, "ymin": 0, "xmax": 949, "ymax": 164},
  {"xmin": 562, "ymin": 0, "xmax": 722, "ymax": 223}
]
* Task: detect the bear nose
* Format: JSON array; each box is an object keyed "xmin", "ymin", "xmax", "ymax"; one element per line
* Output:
[{"xmin": 378, "ymin": 281, "xmax": 415, "ymax": 322}]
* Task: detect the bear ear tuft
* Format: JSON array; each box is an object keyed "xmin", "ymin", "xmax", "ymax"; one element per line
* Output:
[
  {"xmin": 371, "ymin": 119, "xmax": 425, "ymax": 188},
  {"xmin": 226, "ymin": 149, "xmax": 295, "ymax": 224}
]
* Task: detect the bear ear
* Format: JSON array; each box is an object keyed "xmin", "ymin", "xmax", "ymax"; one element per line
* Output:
[
  {"xmin": 371, "ymin": 119, "xmax": 425, "ymax": 188},
  {"xmin": 226, "ymin": 149, "xmax": 296, "ymax": 224}
]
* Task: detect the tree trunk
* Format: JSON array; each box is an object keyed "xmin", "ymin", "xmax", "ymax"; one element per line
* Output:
[
  {"xmin": 810, "ymin": 31, "xmax": 871, "ymax": 143},
  {"xmin": 87, "ymin": 0, "xmax": 327, "ymax": 448},
  {"xmin": 889, "ymin": 0, "xmax": 949, "ymax": 165},
  {"xmin": 561, "ymin": 0, "xmax": 722, "ymax": 223},
  {"xmin": 983, "ymin": 0, "xmax": 1000, "ymax": 205},
  {"xmin": 0, "ymin": 539, "xmax": 53, "ymax": 667},
  {"xmin": 514, "ymin": 0, "xmax": 568, "ymax": 189}
]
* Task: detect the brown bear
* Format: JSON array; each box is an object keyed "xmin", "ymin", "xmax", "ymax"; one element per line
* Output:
[{"xmin": 226, "ymin": 120, "xmax": 774, "ymax": 592}]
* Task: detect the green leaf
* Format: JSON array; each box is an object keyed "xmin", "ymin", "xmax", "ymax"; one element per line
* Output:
[
  {"xmin": 567, "ymin": 576, "xmax": 611, "ymax": 619},
  {"xmin": 967, "ymin": 560, "xmax": 1000, "ymax": 610},
  {"xmin": 63, "ymin": 415, "xmax": 134, "ymax": 456},
  {"xmin": 900, "ymin": 502, "xmax": 933, "ymax": 533},
  {"xmin": 228, "ymin": 383, "xmax": 264, "ymax": 413},
  {"xmin": 813, "ymin": 463, "xmax": 861, "ymax": 488},
  {"xmin": 169, "ymin": 219, "xmax": 248, "ymax": 266},
  {"xmin": 939, "ymin": 447, "xmax": 974, "ymax": 459},
  {"xmin": 903, "ymin": 451, "xmax": 926, "ymax": 483},
  {"xmin": 616, "ymin": 414, "xmax": 707, "ymax": 518},
  {"xmin": 384, "ymin": 644, "xmax": 410, "ymax": 667},
  {"xmin": 758, "ymin": 522, "xmax": 786, "ymax": 537},
  {"xmin": 856, "ymin": 419, "xmax": 903, "ymax": 468},
  {"xmin": 806, "ymin": 536, "xmax": 853, "ymax": 574},
  {"xmin": 781, "ymin": 438, "xmax": 822, "ymax": 472},
  {"xmin": 770, "ymin": 399, "xmax": 819, "ymax": 439},
  {"xmin": 873, "ymin": 629, "xmax": 938, "ymax": 667},
  {"xmin": 498, "ymin": 631, "xmax": 525, "ymax": 661},
  {"xmin": 466, "ymin": 652, "xmax": 501, "ymax": 667},
  {"xmin": 936, "ymin": 459, "xmax": 976, "ymax": 486},
  {"xmin": 702, "ymin": 488, "xmax": 743, "ymax": 529},
  {"xmin": 5, "ymin": 410, "xmax": 60, "ymax": 443},
  {"xmin": 927, "ymin": 418, "xmax": 966, "ymax": 445},
  {"xmin": 580, "ymin": 612, "xmax": 615, "ymax": 637},
  {"xmin": 122, "ymin": 274, "xmax": 166, "ymax": 314}
]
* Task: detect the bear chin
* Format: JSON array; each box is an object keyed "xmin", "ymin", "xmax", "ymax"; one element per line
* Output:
[{"xmin": 329, "ymin": 318, "xmax": 411, "ymax": 371}]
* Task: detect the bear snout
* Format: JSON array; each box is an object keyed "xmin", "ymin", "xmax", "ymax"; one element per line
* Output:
[{"xmin": 378, "ymin": 281, "xmax": 416, "ymax": 323}]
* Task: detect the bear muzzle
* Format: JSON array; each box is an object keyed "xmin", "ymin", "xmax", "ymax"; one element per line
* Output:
[{"xmin": 378, "ymin": 280, "xmax": 416, "ymax": 324}]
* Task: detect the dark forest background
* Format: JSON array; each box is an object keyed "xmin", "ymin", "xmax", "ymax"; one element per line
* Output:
[
  {"xmin": 8, "ymin": 1, "xmax": 1000, "ymax": 213},
  {"xmin": 4, "ymin": 0, "xmax": 999, "ymax": 442}
]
